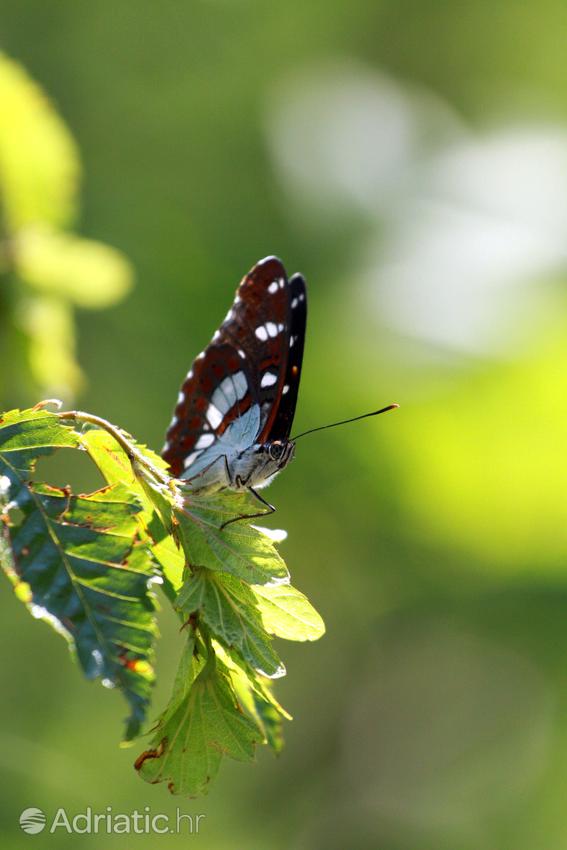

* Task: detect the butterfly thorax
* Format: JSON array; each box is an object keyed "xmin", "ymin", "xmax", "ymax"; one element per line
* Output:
[{"xmin": 180, "ymin": 437, "xmax": 295, "ymax": 493}]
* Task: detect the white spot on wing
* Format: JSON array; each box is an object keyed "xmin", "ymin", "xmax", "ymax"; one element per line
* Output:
[
  {"xmin": 195, "ymin": 433, "xmax": 215, "ymax": 449},
  {"xmin": 184, "ymin": 450, "xmax": 202, "ymax": 468},
  {"xmin": 211, "ymin": 386, "xmax": 230, "ymax": 414},
  {"xmin": 177, "ymin": 391, "xmax": 185, "ymax": 404},
  {"xmin": 206, "ymin": 403, "xmax": 223, "ymax": 429},
  {"xmin": 224, "ymin": 309, "xmax": 234, "ymax": 322},
  {"xmin": 277, "ymin": 323, "xmax": 284, "ymax": 332},
  {"xmin": 212, "ymin": 330, "xmax": 221, "ymax": 341},
  {"xmin": 298, "ymin": 292, "xmax": 305, "ymax": 302},
  {"xmin": 291, "ymin": 297, "xmax": 298, "ymax": 309},
  {"xmin": 282, "ymin": 384, "xmax": 290, "ymax": 394},
  {"xmin": 212, "ymin": 370, "xmax": 248, "ymax": 413},
  {"xmin": 255, "ymin": 326, "xmax": 268, "ymax": 341},
  {"xmin": 261, "ymin": 371, "xmax": 278, "ymax": 388},
  {"xmin": 232, "ymin": 370, "xmax": 248, "ymax": 400},
  {"xmin": 238, "ymin": 348, "xmax": 246, "ymax": 359},
  {"xmin": 289, "ymin": 336, "xmax": 295, "ymax": 347},
  {"xmin": 265, "ymin": 321, "xmax": 278, "ymax": 338},
  {"xmin": 268, "ymin": 281, "xmax": 279, "ymax": 294}
]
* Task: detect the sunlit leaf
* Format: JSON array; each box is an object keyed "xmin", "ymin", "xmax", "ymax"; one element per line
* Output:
[
  {"xmin": 178, "ymin": 568, "xmax": 285, "ymax": 678},
  {"xmin": 16, "ymin": 226, "xmax": 133, "ymax": 308},
  {"xmin": 0, "ymin": 409, "xmax": 157, "ymax": 739},
  {"xmin": 0, "ymin": 53, "xmax": 135, "ymax": 408},
  {"xmin": 213, "ymin": 641, "xmax": 290, "ymax": 754},
  {"xmin": 155, "ymin": 635, "xmax": 202, "ymax": 727},
  {"xmin": 16, "ymin": 294, "xmax": 83, "ymax": 400},
  {"xmin": 81, "ymin": 427, "xmax": 185, "ymax": 593},
  {"xmin": 0, "ymin": 407, "xmax": 79, "ymax": 467},
  {"xmin": 176, "ymin": 488, "xmax": 289, "ymax": 586},
  {"xmin": 252, "ymin": 583, "xmax": 325, "ymax": 641},
  {"xmin": 0, "ymin": 52, "xmax": 79, "ymax": 229},
  {"xmin": 250, "ymin": 694, "xmax": 285, "ymax": 754},
  {"xmin": 136, "ymin": 649, "xmax": 260, "ymax": 796}
]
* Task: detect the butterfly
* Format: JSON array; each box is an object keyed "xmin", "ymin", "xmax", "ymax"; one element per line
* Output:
[{"xmin": 162, "ymin": 256, "xmax": 307, "ymax": 525}]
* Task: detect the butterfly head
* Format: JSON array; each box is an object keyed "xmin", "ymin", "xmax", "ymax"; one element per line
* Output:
[{"xmin": 233, "ymin": 438, "xmax": 295, "ymax": 490}]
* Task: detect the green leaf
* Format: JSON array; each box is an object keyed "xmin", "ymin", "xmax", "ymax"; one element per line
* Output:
[
  {"xmin": 0, "ymin": 406, "xmax": 326, "ymax": 789},
  {"xmin": 18, "ymin": 296, "xmax": 84, "ymax": 401},
  {"xmin": 81, "ymin": 427, "xmax": 185, "ymax": 594},
  {"xmin": 178, "ymin": 568, "xmax": 285, "ymax": 678},
  {"xmin": 0, "ymin": 407, "xmax": 79, "ymax": 470},
  {"xmin": 155, "ymin": 635, "xmax": 202, "ymax": 726},
  {"xmin": 79, "ymin": 422, "xmax": 170, "ymax": 484},
  {"xmin": 252, "ymin": 583, "xmax": 326, "ymax": 642},
  {"xmin": 0, "ymin": 52, "xmax": 80, "ymax": 229},
  {"xmin": 16, "ymin": 226, "xmax": 133, "ymax": 308},
  {"xmin": 250, "ymin": 694, "xmax": 285, "ymax": 754},
  {"xmin": 0, "ymin": 409, "xmax": 157, "ymax": 739},
  {"xmin": 149, "ymin": 525, "xmax": 186, "ymax": 598},
  {"xmin": 213, "ymin": 642, "xmax": 290, "ymax": 754},
  {"xmin": 135, "ymin": 649, "xmax": 261, "ymax": 796},
  {"xmin": 176, "ymin": 488, "xmax": 289, "ymax": 586}
]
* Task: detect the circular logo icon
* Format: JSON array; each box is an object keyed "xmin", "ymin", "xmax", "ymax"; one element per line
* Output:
[{"xmin": 19, "ymin": 808, "xmax": 46, "ymax": 834}]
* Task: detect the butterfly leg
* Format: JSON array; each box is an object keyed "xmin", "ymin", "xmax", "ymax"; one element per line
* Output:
[{"xmin": 220, "ymin": 486, "xmax": 276, "ymax": 530}]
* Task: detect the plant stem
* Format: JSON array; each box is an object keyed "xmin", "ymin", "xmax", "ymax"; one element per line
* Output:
[{"xmin": 58, "ymin": 409, "xmax": 171, "ymax": 486}]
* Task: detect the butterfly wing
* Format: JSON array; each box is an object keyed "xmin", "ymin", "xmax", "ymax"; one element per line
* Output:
[
  {"xmin": 263, "ymin": 272, "xmax": 307, "ymax": 442},
  {"xmin": 162, "ymin": 256, "xmax": 305, "ymax": 478}
]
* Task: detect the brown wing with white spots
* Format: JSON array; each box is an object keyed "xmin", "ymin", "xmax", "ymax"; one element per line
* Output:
[
  {"xmin": 162, "ymin": 256, "xmax": 298, "ymax": 477},
  {"xmin": 162, "ymin": 341, "xmax": 255, "ymax": 477}
]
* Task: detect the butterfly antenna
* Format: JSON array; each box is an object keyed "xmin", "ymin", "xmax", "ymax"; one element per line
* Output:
[{"xmin": 291, "ymin": 403, "xmax": 399, "ymax": 441}]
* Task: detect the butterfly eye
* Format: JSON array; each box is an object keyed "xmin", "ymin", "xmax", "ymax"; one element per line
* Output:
[{"xmin": 269, "ymin": 442, "xmax": 285, "ymax": 461}]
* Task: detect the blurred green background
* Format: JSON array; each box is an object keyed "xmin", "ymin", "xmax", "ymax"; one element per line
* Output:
[{"xmin": 3, "ymin": 2, "xmax": 567, "ymax": 848}]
